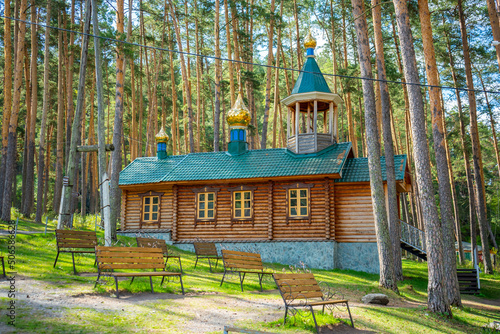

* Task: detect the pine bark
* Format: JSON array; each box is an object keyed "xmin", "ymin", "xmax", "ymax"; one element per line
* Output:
[
  {"xmin": 58, "ymin": 0, "xmax": 92, "ymax": 229},
  {"xmin": 109, "ymin": 0, "xmax": 125, "ymax": 239},
  {"xmin": 260, "ymin": 0, "xmax": 276, "ymax": 149},
  {"xmin": 23, "ymin": 2, "xmax": 38, "ymax": 217},
  {"xmin": 35, "ymin": 0, "xmax": 51, "ymax": 223},
  {"xmin": 168, "ymin": 0, "xmax": 194, "ymax": 153},
  {"xmin": 486, "ymin": 0, "xmax": 500, "ymax": 72},
  {"xmin": 213, "ymin": 0, "xmax": 222, "ymax": 151},
  {"xmin": 1, "ymin": 0, "xmax": 28, "ymax": 221},
  {"xmin": 54, "ymin": 13, "xmax": 65, "ymax": 214},
  {"xmin": 457, "ymin": 0, "xmax": 493, "ymax": 274},
  {"xmin": 372, "ymin": 0, "xmax": 402, "ymax": 281},
  {"xmin": 418, "ymin": 0, "xmax": 461, "ymax": 306},
  {"xmin": 0, "ymin": 0, "xmax": 13, "ymax": 217},
  {"xmin": 351, "ymin": 0, "xmax": 397, "ymax": 291},
  {"xmin": 392, "ymin": 0, "xmax": 450, "ymax": 314}
]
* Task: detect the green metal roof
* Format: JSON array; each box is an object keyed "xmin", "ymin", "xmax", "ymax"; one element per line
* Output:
[
  {"xmin": 291, "ymin": 56, "xmax": 332, "ymax": 95},
  {"xmin": 119, "ymin": 142, "xmax": 352, "ymax": 186},
  {"xmin": 335, "ymin": 155, "xmax": 408, "ymax": 183}
]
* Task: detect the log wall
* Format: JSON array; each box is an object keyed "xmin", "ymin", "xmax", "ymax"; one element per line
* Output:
[
  {"xmin": 120, "ymin": 180, "xmax": 377, "ymax": 242},
  {"xmin": 334, "ymin": 183, "xmax": 376, "ymax": 242}
]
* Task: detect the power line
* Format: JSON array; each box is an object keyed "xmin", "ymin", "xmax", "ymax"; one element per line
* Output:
[{"xmin": 2, "ymin": 13, "xmax": 500, "ymax": 96}]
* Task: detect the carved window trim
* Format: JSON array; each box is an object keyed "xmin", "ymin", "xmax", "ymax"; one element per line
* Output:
[
  {"xmin": 282, "ymin": 182, "xmax": 313, "ymax": 224},
  {"xmin": 137, "ymin": 191, "xmax": 164, "ymax": 229},
  {"xmin": 227, "ymin": 185, "xmax": 258, "ymax": 223},
  {"xmin": 192, "ymin": 187, "xmax": 220, "ymax": 225}
]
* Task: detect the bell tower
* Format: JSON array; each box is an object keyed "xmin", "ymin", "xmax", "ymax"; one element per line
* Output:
[{"xmin": 281, "ymin": 31, "xmax": 343, "ymax": 154}]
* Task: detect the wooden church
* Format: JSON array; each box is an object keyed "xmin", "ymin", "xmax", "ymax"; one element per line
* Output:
[{"xmin": 118, "ymin": 32, "xmax": 411, "ymax": 273}]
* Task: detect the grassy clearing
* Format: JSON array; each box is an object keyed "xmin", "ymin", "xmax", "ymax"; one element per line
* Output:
[{"xmin": 0, "ymin": 225, "xmax": 499, "ymax": 333}]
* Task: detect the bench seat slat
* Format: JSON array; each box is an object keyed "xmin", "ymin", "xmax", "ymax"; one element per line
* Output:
[
  {"xmin": 275, "ymin": 278, "xmax": 318, "ymax": 285},
  {"xmin": 98, "ymin": 258, "xmax": 165, "ymax": 264},
  {"xmin": 99, "ymin": 263, "xmax": 165, "ymax": 270},
  {"xmin": 105, "ymin": 272, "xmax": 181, "ymax": 277},
  {"xmin": 96, "ymin": 250, "xmax": 163, "ymax": 258},
  {"xmin": 96, "ymin": 246, "xmax": 163, "ymax": 252},
  {"xmin": 222, "ymin": 250, "xmax": 261, "ymax": 258}
]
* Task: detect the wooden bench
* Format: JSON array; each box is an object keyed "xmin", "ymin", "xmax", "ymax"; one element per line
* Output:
[
  {"xmin": 94, "ymin": 246, "xmax": 184, "ymax": 298},
  {"xmin": 457, "ymin": 268, "xmax": 480, "ymax": 294},
  {"xmin": 273, "ymin": 273, "xmax": 354, "ymax": 333},
  {"xmin": 220, "ymin": 250, "xmax": 273, "ymax": 292},
  {"xmin": 136, "ymin": 237, "xmax": 183, "ymax": 273},
  {"xmin": 194, "ymin": 242, "xmax": 222, "ymax": 272},
  {"xmin": 54, "ymin": 230, "xmax": 98, "ymax": 274}
]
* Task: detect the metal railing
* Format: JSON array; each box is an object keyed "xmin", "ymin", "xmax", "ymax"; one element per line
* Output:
[{"xmin": 400, "ymin": 219, "xmax": 426, "ymax": 254}]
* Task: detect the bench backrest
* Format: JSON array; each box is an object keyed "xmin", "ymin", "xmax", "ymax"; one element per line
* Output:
[
  {"xmin": 95, "ymin": 246, "xmax": 165, "ymax": 271},
  {"xmin": 136, "ymin": 237, "xmax": 169, "ymax": 255},
  {"xmin": 55, "ymin": 230, "xmax": 97, "ymax": 250},
  {"xmin": 221, "ymin": 250, "xmax": 264, "ymax": 272},
  {"xmin": 273, "ymin": 273, "xmax": 323, "ymax": 302},
  {"xmin": 194, "ymin": 242, "xmax": 219, "ymax": 257}
]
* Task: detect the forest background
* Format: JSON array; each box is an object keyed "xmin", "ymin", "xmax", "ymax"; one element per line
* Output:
[{"xmin": 0, "ymin": 0, "xmax": 499, "ymax": 263}]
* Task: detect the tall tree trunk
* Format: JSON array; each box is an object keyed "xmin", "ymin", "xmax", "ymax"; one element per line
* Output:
[
  {"xmin": 372, "ymin": 0, "xmax": 403, "ymax": 281},
  {"xmin": 342, "ymin": 0, "xmax": 357, "ymax": 157},
  {"xmin": 23, "ymin": 1, "xmax": 38, "ymax": 217},
  {"xmin": 54, "ymin": 13, "xmax": 65, "ymax": 214},
  {"xmin": 224, "ymin": 0, "xmax": 235, "ymax": 107},
  {"xmin": 196, "ymin": 0, "xmax": 203, "ymax": 152},
  {"xmin": 445, "ymin": 30, "xmax": 477, "ymax": 267},
  {"xmin": 392, "ymin": 0, "xmax": 450, "ymax": 314},
  {"xmin": 168, "ymin": 0, "xmax": 194, "ymax": 153},
  {"xmin": 260, "ymin": 0, "xmax": 276, "ymax": 149},
  {"xmin": 1, "ymin": 0, "xmax": 28, "ymax": 221},
  {"xmin": 0, "ymin": 0, "xmax": 13, "ymax": 217},
  {"xmin": 418, "ymin": 0, "xmax": 461, "ymax": 306},
  {"xmin": 92, "ymin": 0, "xmax": 111, "ymax": 245},
  {"xmin": 457, "ymin": 0, "xmax": 493, "ymax": 274},
  {"xmin": 109, "ymin": 0, "xmax": 125, "ymax": 240},
  {"xmin": 167, "ymin": 15, "xmax": 178, "ymax": 154},
  {"xmin": 58, "ymin": 0, "xmax": 92, "ymax": 229},
  {"xmin": 127, "ymin": 0, "xmax": 136, "ymax": 161},
  {"xmin": 65, "ymin": 0, "xmax": 76, "ymax": 166},
  {"xmin": 351, "ymin": 0, "xmax": 397, "ymax": 291},
  {"xmin": 35, "ymin": 0, "xmax": 51, "ymax": 224},
  {"xmin": 213, "ymin": 0, "xmax": 222, "ymax": 152},
  {"xmin": 486, "ymin": 0, "xmax": 500, "ymax": 72},
  {"xmin": 272, "ymin": 0, "xmax": 284, "ymax": 149}
]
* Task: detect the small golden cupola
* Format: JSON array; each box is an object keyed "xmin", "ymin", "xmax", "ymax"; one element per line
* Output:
[
  {"xmin": 155, "ymin": 127, "xmax": 169, "ymax": 159},
  {"xmin": 304, "ymin": 29, "xmax": 317, "ymax": 56},
  {"xmin": 226, "ymin": 92, "xmax": 251, "ymax": 155}
]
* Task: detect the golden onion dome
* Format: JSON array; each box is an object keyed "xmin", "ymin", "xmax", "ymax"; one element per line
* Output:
[
  {"xmin": 155, "ymin": 127, "xmax": 169, "ymax": 142},
  {"xmin": 226, "ymin": 93, "xmax": 251, "ymax": 127},
  {"xmin": 304, "ymin": 30, "xmax": 317, "ymax": 49}
]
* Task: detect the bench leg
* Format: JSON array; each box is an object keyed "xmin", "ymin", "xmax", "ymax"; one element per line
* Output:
[
  {"xmin": 149, "ymin": 276, "xmax": 154, "ymax": 293},
  {"xmin": 258, "ymin": 273, "xmax": 263, "ymax": 292},
  {"xmin": 220, "ymin": 270, "xmax": 227, "ymax": 287},
  {"xmin": 283, "ymin": 306, "xmax": 288, "ymax": 325},
  {"xmin": 130, "ymin": 277, "xmax": 135, "ymax": 285},
  {"xmin": 208, "ymin": 258, "xmax": 213, "ymax": 273},
  {"xmin": 1, "ymin": 257, "xmax": 5, "ymax": 278},
  {"xmin": 71, "ymin": 253, "xmax": 77, "ymax": 275},
  {"xmin": 94, "ymin": 273, "xmax": 100, "ymax": 288},
  {"xmin": 239, "ymin": 272, "xmax": 246, "ymax": 292},
  {"xmin": 93, "ymin": 258, "xmax": 97, "ymax": 267},
  {"xmin": 177, "ymin": 258, "xmax": 183, "ymax": 273},
  {"xmin": 215, "ymin": 258, "xmax": 219, "ymax": 270},
  {"xmin": 114, "ymin": 277, "xmax": 120, "ymax": 298},
  {"xmin": 53, "ymin": 251, "xmax": 60, "ymax": 268},
  {"xmin": 310, "ymin": 306, "xmax": 319, "ymax": 334},
  {"xmin": 194, "ymin": 256, "xmax": 199, "ymax": 269},
  {"xmin": 346, "ymin": 302, "xmax": 354, "ymax": 328},
  {"xmin": 179, "ymin": 275, "xmax": 185, "ymax": 295}
]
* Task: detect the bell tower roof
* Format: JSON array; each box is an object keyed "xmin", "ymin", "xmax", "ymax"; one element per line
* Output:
[{"xmin": 291, "ymin": 56, "xmax": 332, "ymax": 95}]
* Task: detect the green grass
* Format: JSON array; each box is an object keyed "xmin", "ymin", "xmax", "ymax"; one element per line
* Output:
[{"xmin": 0, "ymin": 229, "xmax": 499, "ymax": 333}]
